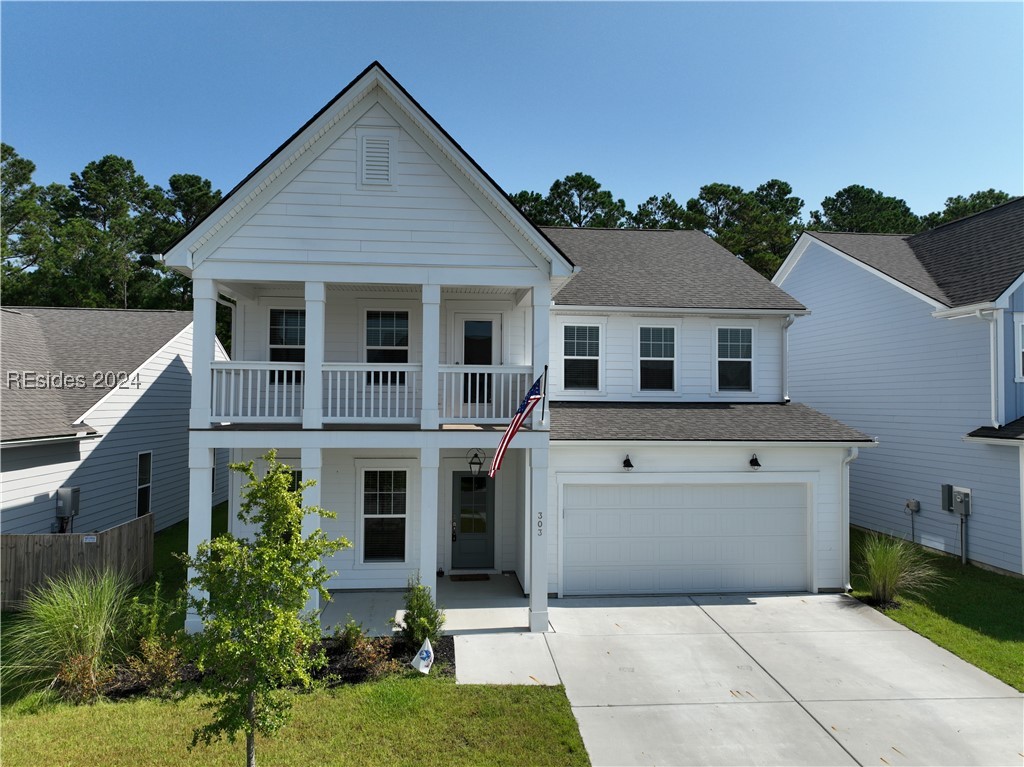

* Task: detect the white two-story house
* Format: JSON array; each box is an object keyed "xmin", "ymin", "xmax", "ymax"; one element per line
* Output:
[{"xmin": 166, "ymin": 62, "xmax": 872, "ymax": 634}]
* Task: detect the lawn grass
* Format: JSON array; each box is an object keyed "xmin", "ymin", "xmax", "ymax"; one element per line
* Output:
[
  {"xmin": 849, "ymin": 526, "xmax": 1024, "ymax": 691},
  {"xmin": 1, "ymin": 675, "xmax": 589, "ymax": 767}
]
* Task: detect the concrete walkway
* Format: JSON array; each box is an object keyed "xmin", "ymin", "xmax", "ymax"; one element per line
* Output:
[{"xmin": 456, "ymin": 594, "xmax": 1023, "ymax": 767}]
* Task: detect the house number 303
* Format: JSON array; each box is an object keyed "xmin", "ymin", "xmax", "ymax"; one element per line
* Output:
[{"xmin": 536, "ymin": 510, "xmax": 544, "ymax": 536}]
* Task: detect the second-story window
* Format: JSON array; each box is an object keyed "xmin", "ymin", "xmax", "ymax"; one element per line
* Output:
[
  {"xmin": 640, "ymin": 326, "xmax": 674, "ymax": 391},
  {"xmin": 269, "ymin": 309, "xmax": 305, "ymax": 384},
  {"xmin": 366, "ymin": 310, "xmax": 409, "ymax": 385},
  {"xmin": 564, "ymin": 325, "xmax": 600, "ymax": 390},
  {"xmin": 717, "ymin": 327, "xmax": 753, "ymax": 392}
]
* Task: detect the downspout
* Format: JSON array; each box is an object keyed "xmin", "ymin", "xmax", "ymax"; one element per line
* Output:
[
  {"xmin": 842, "ymin": 447, "xmax": 859, "ymax": 591},
  {"xmin": 781, "ymin": 314, "xmax": 795, "ymax": 404},
  {"xmin": 976, "ymin": 309, "xmax": 999, "ymax": 428}
]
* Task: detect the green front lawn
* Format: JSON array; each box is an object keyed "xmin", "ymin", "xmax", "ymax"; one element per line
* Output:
[
  {"xmin": 2, "ymin": 676, "xmax": 588, "ymax": 767},
  {"xmin": 849, "ymin": 526, "xmax": 1024, "ymax": 691}
]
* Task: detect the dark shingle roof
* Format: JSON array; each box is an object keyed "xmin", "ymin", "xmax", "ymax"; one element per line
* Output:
[
  {"xmin": 807, "ymin": 198, "xmax": 1024, "ymax": 308},
  {"xmin": 542, "ymin": 228, "xmax": 805, "ymax": 311},
  {"xmin": 549, "ymin": 401, "xmax": 873, "ymax": 443},
  {"xmin": 967, "ymin": 417, "xmax": 1024, "ymax": 442},
  {"xmin": 1, "ymin": 307, "xmax": 193, "ymax": 443}
]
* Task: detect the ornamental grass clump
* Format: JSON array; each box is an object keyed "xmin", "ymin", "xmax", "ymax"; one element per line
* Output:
[
  {"xmin": 857, "ymin": 532, "xmax": 946, "ymax": 607},
  {"xmin": 2, "ymin": 567, "xmax": 135, "ymax": 703}
]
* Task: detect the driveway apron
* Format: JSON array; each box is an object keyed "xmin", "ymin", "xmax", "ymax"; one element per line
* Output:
[{"xmin": 545, "ymin": 594, "xmax": 1022, "ymax": 767}]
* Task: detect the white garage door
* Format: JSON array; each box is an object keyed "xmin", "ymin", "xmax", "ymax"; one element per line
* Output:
[{"xmin": 562, "ymin": 483, "xmax": 808, "ymax": 595}]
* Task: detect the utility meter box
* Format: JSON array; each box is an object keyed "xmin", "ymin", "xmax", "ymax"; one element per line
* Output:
[
  {"xmin": 952, "ymin": 487, "xmax": 971, "ymax": 516},
  {"xmin": 56, "ymin": 486, "xmax": 80, "ymax": 519}
]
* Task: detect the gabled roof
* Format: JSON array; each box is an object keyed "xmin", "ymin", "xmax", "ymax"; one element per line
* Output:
[
  {"xmin": 1, "ymin": 308, "xmax": 193, "ymax": 443},
  {"xmin": 543, "ymin": 228, "xmax": 806, "ymax": 311},
  {"xmin": 967, "ymin": 416, "xmax": 1024, "ymax": 443},
  {"xmin": 802, "ymin": 198, "xmax": 1024, "ymax": 308},
  {"xmin": 549, "ymin": 401, "xmax": 873, "ymax": 443},
  {"xmin": 163, "ymin": 61, "xmax": 573, "ymax": 277}
]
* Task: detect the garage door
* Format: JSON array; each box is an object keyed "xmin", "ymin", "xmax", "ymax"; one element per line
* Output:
[{"xmin": 562, "ymin": 483, "xmax": 808, "ymax": 595}]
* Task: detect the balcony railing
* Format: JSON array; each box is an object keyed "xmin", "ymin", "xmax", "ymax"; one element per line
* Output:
[
  {"xmin": 439, "ymin": 365, "xmax": 533, "ymax": 423},
  {"xmin": 209, "ymin": 362, "xmax": 534, "ymax": 425},
  {"xmin": 323, "ymin": 364, "xmax": 421, "ymax": 423},
  {"xmin": 211, "ymin": 362, "xmax": 304, "ymax": 422}
]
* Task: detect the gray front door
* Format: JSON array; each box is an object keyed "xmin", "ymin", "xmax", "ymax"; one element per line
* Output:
[{"xmin": 451, "ymin": 472, "xmax": 495, "ymax": 569}]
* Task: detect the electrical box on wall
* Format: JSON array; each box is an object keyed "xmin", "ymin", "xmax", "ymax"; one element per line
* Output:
[
  {"xmin": 941, "ymin": 484, "xmax": 953, "ymax": 512},
  {"xmin": 56, "ymin": 486, "xmax": 80, "ymax": 519},
  {"xmin": 952, "ymin": 487, "xmax": 971, "ymax": 516}
]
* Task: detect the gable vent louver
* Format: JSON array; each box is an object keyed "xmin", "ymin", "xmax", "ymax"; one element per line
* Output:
[{"xmin": 361, "ymin": 136, "xmax": 392, "ymax": 186}]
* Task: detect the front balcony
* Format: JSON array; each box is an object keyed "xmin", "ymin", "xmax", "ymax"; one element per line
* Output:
[{"xmin": 208, "ymin": 361, "xmax": 534, "ymax": 427}]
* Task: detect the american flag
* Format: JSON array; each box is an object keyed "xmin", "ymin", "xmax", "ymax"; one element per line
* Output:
[{"xmin": 488, "ymin": 374, "xmax": 544, "ymax": 478}]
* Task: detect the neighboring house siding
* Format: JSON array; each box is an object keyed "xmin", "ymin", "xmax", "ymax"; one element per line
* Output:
[
  {"xmin": 2, "ymin": 325, "xmax": 228, "ymax": 534},
  {"xmin": 202, "ymin": 101, "xmax": 541, "ymax": 274},
  {"xmin": 782, "ymin": 242, "xmax": 1023, "ymax": 573},
  {"xmin": 549, "ymin": 312, "xmax": 784, "ymax": 401}
]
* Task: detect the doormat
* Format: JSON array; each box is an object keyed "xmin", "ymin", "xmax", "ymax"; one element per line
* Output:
[{"xmin": 449, "ymin": 574, "xmax": 490, "ymax": 582}]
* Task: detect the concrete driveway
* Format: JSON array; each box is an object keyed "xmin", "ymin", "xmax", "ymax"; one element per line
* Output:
[{"xmin": 459, "ymin": 594, "xmax": 1023, "ymax": 766}]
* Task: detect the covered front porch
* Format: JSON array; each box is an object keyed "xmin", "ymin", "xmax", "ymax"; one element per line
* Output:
[
  {"xmin": 185, "ymin": 431, "xmax": 551, "ymax": 634},
  {"xmin": 320, "ymin": 572, "xmax": 534, "ymax": 636}
]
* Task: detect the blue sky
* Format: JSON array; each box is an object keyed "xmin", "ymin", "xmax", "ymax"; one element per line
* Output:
[{"xmin": 2, "ymin": 2, "xmax": 1021, "ymax": 218}]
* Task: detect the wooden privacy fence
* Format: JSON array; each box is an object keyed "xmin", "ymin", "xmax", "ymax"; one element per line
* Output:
[{"xmin": 1, "ymin": 514, "xmax": 154, "ymax": 611}]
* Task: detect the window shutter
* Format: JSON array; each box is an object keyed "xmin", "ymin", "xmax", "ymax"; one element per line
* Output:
[{"xmin": 361, "ymin": 136, "xmax": 392, "ymax": 186}]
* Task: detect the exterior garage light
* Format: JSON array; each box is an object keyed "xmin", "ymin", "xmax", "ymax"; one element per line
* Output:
[
  {"xmin": 749, "ymin": 454, "xmax": 761, "ymax": 471},
  {"xmin": 623, "ymin": 455, "xmax": 634, "ymax": 472}
]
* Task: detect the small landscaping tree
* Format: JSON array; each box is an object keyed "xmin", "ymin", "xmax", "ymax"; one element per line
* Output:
[{"xmin": 182, "ymin": 450, "xmax": 349, "ymax": 767}]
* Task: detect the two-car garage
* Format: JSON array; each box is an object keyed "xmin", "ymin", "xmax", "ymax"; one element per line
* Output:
[{"xmin": 561, "ymin": 482, "xmax": 810, "ymax": 596}]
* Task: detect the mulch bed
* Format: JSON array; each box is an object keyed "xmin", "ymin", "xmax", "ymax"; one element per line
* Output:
[{"xmin": 102, "ymin": 635, "xmax": 456, "ymax": 701}]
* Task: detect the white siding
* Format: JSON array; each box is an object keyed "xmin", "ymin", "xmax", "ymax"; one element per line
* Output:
[
  {"xmin": 203, "ymin": 99, "xmax": 542, "ymax": 274},
  {"xmin": 780, "ymin": 242, "xmax": 1023, "ymax": 573},
  {"xmin": 2, "ymin": 325, "xmax": 227, "ymax": 534},
  {"xmin": 549, "ymin": 312, "xmax": 785, "ymax": 401},
  {"xmin": 548, "ymin": 444, "xmax": 849, "ymax": 595}
]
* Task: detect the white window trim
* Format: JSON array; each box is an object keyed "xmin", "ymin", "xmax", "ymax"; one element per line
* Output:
[
  {"xmin": 364, "ymin": 308, "xmax": 411, "ymax": 368},
  {"xmin": 354, "ymin": 458, "xmax": 417, "ymax": 568},
  {"xmin": 137, "ymin": 451, "xmax": 152, "ymax": 518},
  {"xmin": 558, "ymin": 319, "xmax": 607, "ymax": 397},
  {"xmin": 443, "ymin": 299, "xmax": 514, "ymax": 365},
  {"xmin": 357, "ymin": 300, "xmax": 419, "ymax": 364},
  {"xmin": 712, "ymin": 323, "xmax": 758, "ymax": 397},
  {"xmin": 634, "ymin": 321, "xmax": 681, "ymax": 396},
  {"xmin": 268, "ymin": 306, "xmax": 306, "ymax": 362},
  {"xmin": 1015, "ymin": 314, "xmax": 1024, "ymax": 383},
  {"xmin": 356, "ymin": 127, "xmax": 399, "ymax": 191}
]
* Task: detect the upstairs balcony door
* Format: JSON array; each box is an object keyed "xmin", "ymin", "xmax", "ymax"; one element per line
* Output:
[{"xmin": 456, "ymin": 314, "xmax": 501, "ymax": 405}]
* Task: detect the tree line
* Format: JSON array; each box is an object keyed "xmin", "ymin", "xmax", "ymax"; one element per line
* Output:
[
  {"xmin": 511, "ymin": 173, "xmax": 1012, "ymax": 277},
  {"xmin": 2, "ymin": 143, "xmax": 1013, "ymax": 311}
]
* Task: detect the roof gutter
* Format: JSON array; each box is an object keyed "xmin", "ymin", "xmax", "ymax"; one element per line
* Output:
[
  {"xmin": 551, "ymin": 305, "xmax": 809, "ymax": 317},
  {"xmin": 931, "ymin": 301, "xmax": 996, "ymax": 320},
  {"xmin": 0, "ymin": 431, "xmax": 100, "ymax": 449}
]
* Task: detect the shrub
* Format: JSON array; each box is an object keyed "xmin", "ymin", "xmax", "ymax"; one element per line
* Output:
[
  {"xmin": 127, "ymin": 637, "xmax": 183, "ymax": 698},
  {"xmin": 127, "ymin": 575, "xmax": 179, "ymax": 648},
  {"xmin": 2, "ymin": 567, "xmax": 135, "ymax": 702},
  {"xmin": 349, "ymin": 635, "xmax": 401, "ymax": 681},
  {"xmin": 857, "ymin": 532, "xmax": 946, "ymax": 606},
  {"xmin": 390, "ymin": 574, "xmax": 445, "ymax": 648},
  {"xmin": 333, "ymin": 615, "xmax": 365, "ymax": 653}
]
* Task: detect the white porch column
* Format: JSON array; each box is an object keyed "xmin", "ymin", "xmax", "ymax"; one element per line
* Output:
[
  {"xmin": 303, "ymin": 282, "xmax": 325, "ymax": 429},
  {"xmin": 531, "ymin": 284, "xmax": 550, "ymax": 430},
  {"xmin": 185, "ymin": 447, "xmax": 214, "ymax": 633},
  {"xmin": 528, "ymin": 446, "xmax": 549, "ymax": 632},
  {"xmin": 300, "ymin": 447, "xmax": 322, "ymax": 615},
  {"xmin": 190, "ymin": 279, "xmax": 216, "ymax": 429},
  {"xmin": 419, "ymin": 442, "xmax": 440, "ymax": 596},
  {"xmin": 421, "ymin": 284, "xmax": 441, "ymax": 429}
]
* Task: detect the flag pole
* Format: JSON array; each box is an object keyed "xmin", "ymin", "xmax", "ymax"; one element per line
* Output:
[{"xmin": 540, "ymin": 364, "xmax": 549, "ymax": 424}]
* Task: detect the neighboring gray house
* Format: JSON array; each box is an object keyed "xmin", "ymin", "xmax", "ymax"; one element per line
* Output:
[
  {"xmin": 1, "ymin": 307, "xmax": 228, "ymax": 534},
  {"xmin": 774, "ymin": 199, "xmax": 1024, "ymax": 575}
]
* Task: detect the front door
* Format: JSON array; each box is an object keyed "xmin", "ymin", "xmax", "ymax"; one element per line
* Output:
[
  {"xmin": 451, "ymin": 472, "xmax": 495, "ymax": 569},
  {"xmin": 457, "ymin": 314, "xmax": 500, "ymax": 404}
]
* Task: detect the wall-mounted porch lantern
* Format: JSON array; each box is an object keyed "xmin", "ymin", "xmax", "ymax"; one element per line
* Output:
[
  {"xmin": 467, "ymin": 449, "xmax": 486, "ymax": 477},
  {"xmin": 622, "ymin": 455, "xmax": 634, "ymax": 472},
  {"xmin": 749, "ymin": 453, "xmax": 761, "ymax": 471}
]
